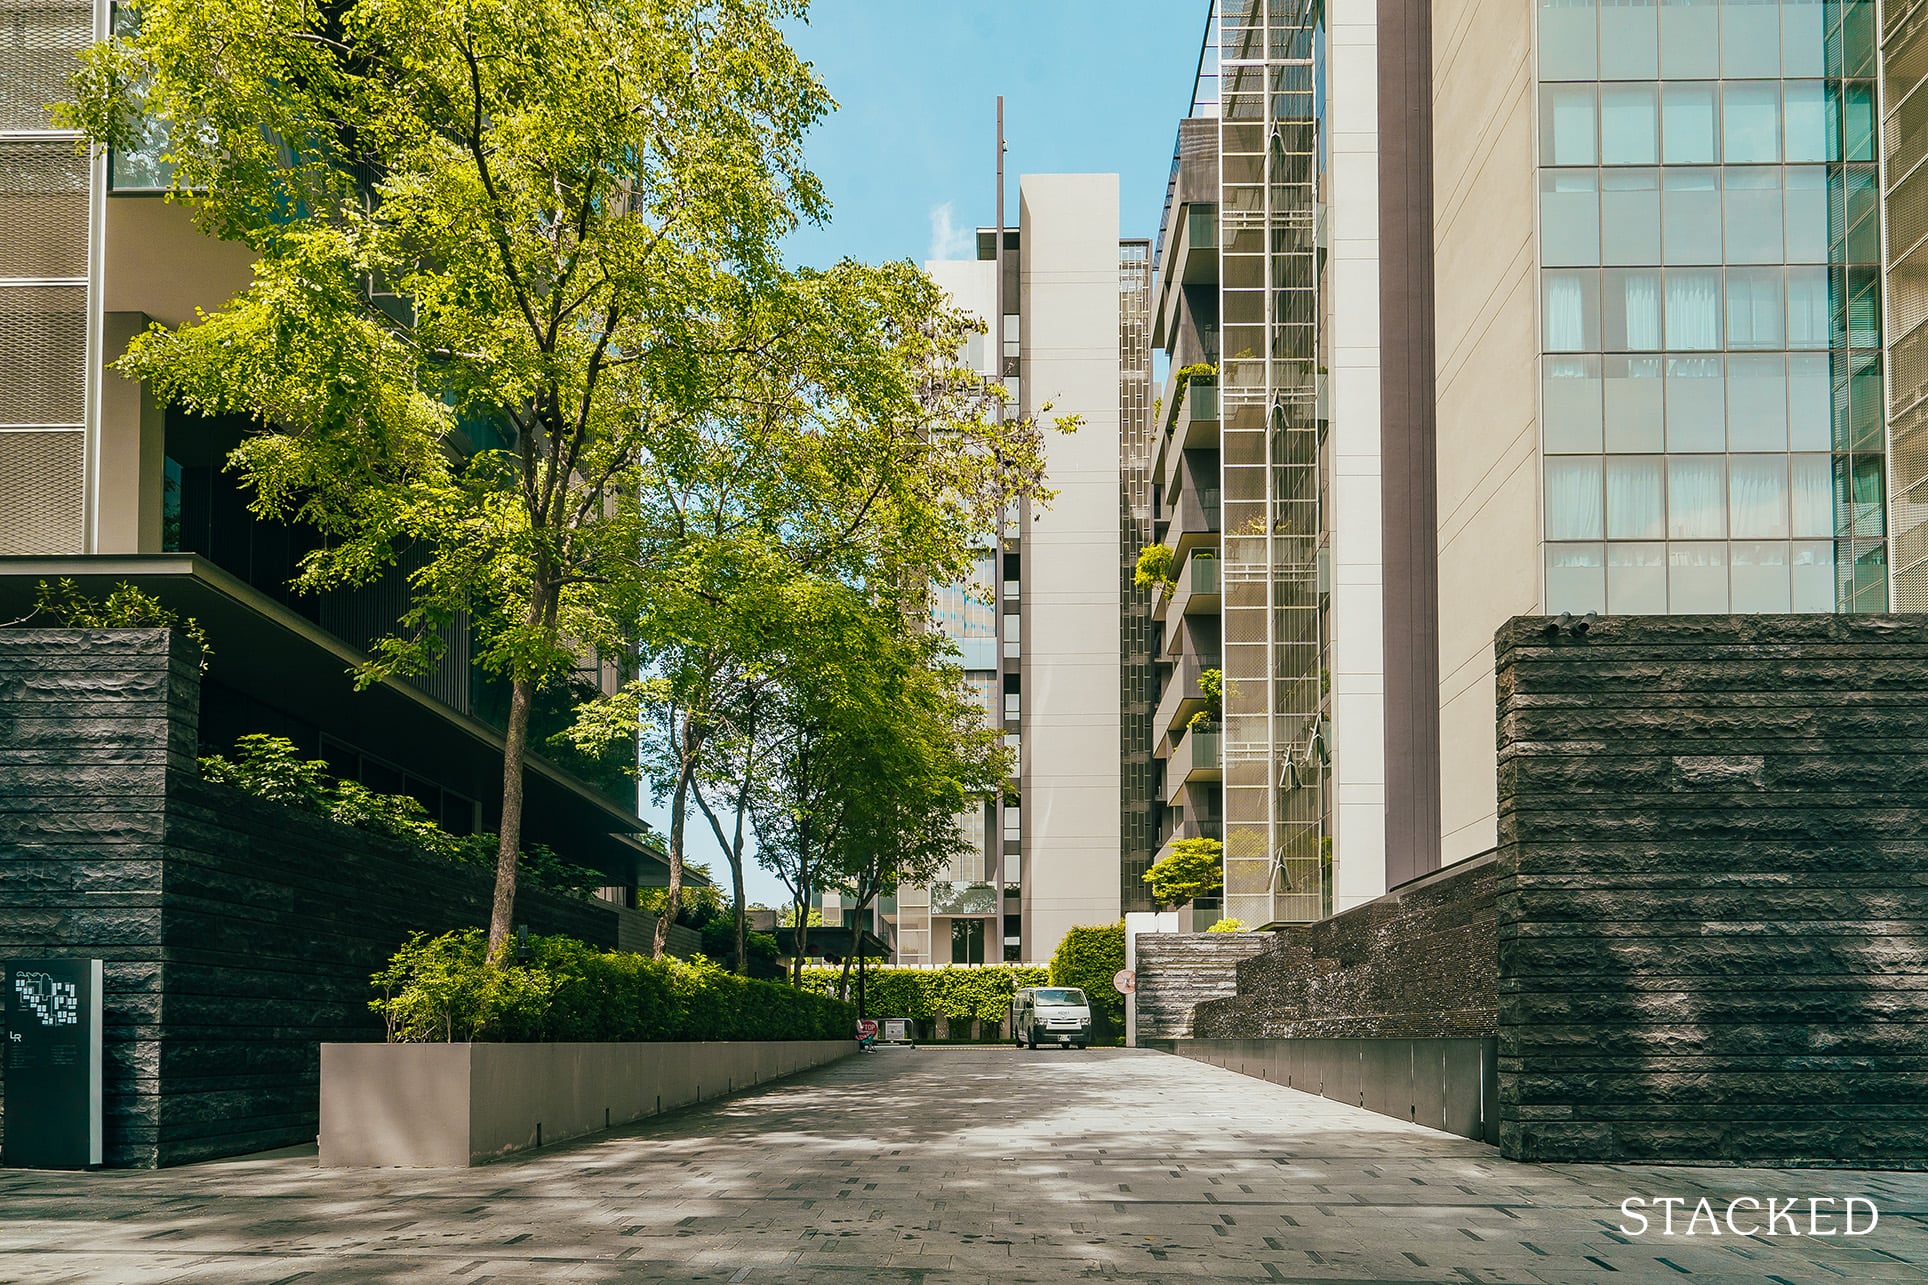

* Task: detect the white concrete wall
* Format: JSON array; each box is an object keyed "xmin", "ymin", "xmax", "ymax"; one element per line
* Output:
[
  {"xmin": 1327, "ymin": 1, "xmax": 1388, "ymax": 911},
  {"xmin": 1018, "ymin": 174, "xmax": 1124, "ymax": 959},
  {"xmin": 1432, "ymin": 0, "xmax": 1541, "ymax": 864}
]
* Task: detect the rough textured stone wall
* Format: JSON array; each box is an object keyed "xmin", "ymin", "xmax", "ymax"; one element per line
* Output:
[
  {"xmin": 0, "ymin": 628, "xmax": 676, "ymax": 1166},
  {"xmin": 1134, "ymin": 934, "xmax": 1272, "ymax": 1039},
  {"xmin": 1192, "ymin": 853, "xmax": 1497, "ymax": 1039},
  {"xmin": 1498, "ymin": 615, "xmax": 1928, "ymax": 1166}
]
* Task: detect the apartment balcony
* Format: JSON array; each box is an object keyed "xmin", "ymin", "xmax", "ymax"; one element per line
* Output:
[
  {"xmin": 1152, "ymin": 806, "xmax": 1224, "ymax": 868},
  {"xmin": 1153, "ymin": 651, "xmax": 1218, "ymax": 739},
  {"xmin": 1154, "ymin": 202, "xmax": 1219, "ymax": 350},
  {"xmin": 1162, "ymin": 552, "xmax": 1221, "ymax": 653},
  {"xmin": 1162, "ymin": 723, "xmax": 1222, "ymax": 806},
  {"xmin": 1168, "ymin": 486, "xmax": 1220, "ymax": 564}
]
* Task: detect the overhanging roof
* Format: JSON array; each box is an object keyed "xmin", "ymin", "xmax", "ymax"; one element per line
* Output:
[{"xmin": 0, "ymin": 555, "xmax": 690, "ymax": 888}]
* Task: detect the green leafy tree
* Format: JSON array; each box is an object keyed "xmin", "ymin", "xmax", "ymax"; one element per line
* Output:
[
  {"xmin": 1133, "ymin": 543, "xmax": 1175, "ymax": 594},
  {"xmin": 1143, "ymin": 836, "xmax": 1224, "ymax": 908},
  {"xmin": 65, "ymin": 0, "xmax": 836, "ymax": 962},
  {"xmin": 1048, "ymin": 923, "xmax": 1126, "ymax": 1042}
]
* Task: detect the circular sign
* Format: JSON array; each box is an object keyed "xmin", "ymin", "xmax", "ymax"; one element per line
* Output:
[
  {"xmin": 856, "ymin": 1019, "xmax": 878, "ymax": 1038},
  {"xmin": 1113, "ymin": 969, "xmax": 1136, "ymax": 995}
]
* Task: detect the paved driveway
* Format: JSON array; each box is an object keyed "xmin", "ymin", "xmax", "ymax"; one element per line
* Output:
[{"xmin": 1, "ymin": 1046, "xmax": 1925, "ymax": 1283}]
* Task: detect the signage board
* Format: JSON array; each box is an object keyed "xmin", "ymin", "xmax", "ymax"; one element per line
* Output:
[
  {"xmin": 3, "ymin": 958, "xmax": 104, "ymax": 1168},
  {"xmin": 855, "ymin": 1019, "xmax": 879, "ymax": 1040},
  {"xmin": 1113, "ymin": 969, "xmax": 1136, "ymax": 994},
  {"xmin": 882, "ymin": 1018, "xmax": 909, "ymax": 1043}
]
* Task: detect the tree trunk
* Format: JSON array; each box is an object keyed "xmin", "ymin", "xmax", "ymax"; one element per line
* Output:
[
  {"xmin": 856, "ymin": 932, "xmax": 867, "ymax": 1019},
  {"xmin": 487, "ymin": 672, "xmax": 535, "ymax": 961},
  {"xmin": 654, "ymin": 735, "xmax": 698, "ymax": 959}
]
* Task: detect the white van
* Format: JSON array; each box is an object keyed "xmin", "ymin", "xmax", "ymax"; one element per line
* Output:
[{"xmin": 1012, "ymin": 987, "xmax": 1092, "ymax": 1050}]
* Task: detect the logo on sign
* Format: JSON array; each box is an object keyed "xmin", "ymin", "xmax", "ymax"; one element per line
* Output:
[{"xmin": 12, "ymin": 973, "xmax": 78, "ymax": 1027}]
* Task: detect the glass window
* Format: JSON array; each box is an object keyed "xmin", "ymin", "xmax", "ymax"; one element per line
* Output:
[
  {"xmin": 1604, "ymin": 268, "xmax": 1664, "ymax": 349},
  {"xmin": 1542, "ymin": 85, "xmax": 1599, "ymax": 165},
  {"xmin": 1730, "ymin": 455, "xmax": 1790, "ymax": 536},
  {"xmin": 1790, "ymin": 539, "xmax": 1834, "ymax": 609},
  {"xmin": 1544, "ymin": 356, "xmax": 1604, "ymax": 451},
  {"xmin": 1602, "ymin": 170, "xmax": 1663, "ymax": 264},
  {"xmin": 1607, "ymin": 456, "xmax": 1666, "ymax": 537},
  {"xmin": 1720, "ymin": 0, "xmax": 1783, "ymax": 78},
  {"xmin": 1783, "ymin": 166, "xmax": 1827, "ymax": 262},
  {"xmin": 1789, "ymin": 453, "xmax": 1832, "ymax": 534},
  {"xmin": 1601, "ymin": 85, "xmax": 1659, "ymax": 164},
  {"xmin": 1668, "ymin": 357, "xmax": 1728, "ymax": 449},
  {"xmin": 1730, "ymin": 541, "xmax": 1792, "ymax": 611},
  {"xmin": 1546, "ymin": 543, "xmax": 1607, "ymax": 613},
  {"xmin": 1783, "ymin": 81, "xmax": 1827, "ymax": 161},
  {"xmin": 1786, "ymin": 352, "xmax": 1831, "ymax": 448},
  {"xmin": 1726, "ymin": 354, "xmax": 1788, "ymax": 449},
  {"xmin": 1669, "ymin": 541, "xmax": 1731, "ymax": 611},
  {"xmin": 1608, "ymin": 542, "xmax": 1669, "ymax": 612},
  {"xmin": 1541, "ymin": 170, "xmax": 1601, "ymax": 266},
  {"xmin": 1725, "ymin": 267, "xmax": 1785, "ymax": 349},
  {"xmin": 1605, "ymin": 355, "xmax": 1667, "ymax": 450},
  {"xmin": 1668, "ymin": 456, "xmax": 1728, "ymax": 536},
  {"xmin": 1722, "ymin": 82, "xmax": 1782, "ymax": 162},
  {"xmin": 1781, "ymin": 0, "xmax": 1824, "ymax": 76},
  {"xmin": 1786, "ymin": 266, "xmax": 1829, "ymax": 347},
  {"xmin": 1543, "ymin": 270, "xmax": 1601, "ymax": 350},
  {"xmin": 1540, "ymin": 0, "xmax": 1601, "ymax": 79},
  {"xmin": 1601, "ymin": 0, "xmax": 1660, "ymax": 78},
  {"xmin": 1546, "ymin": 458, "xmax": 1606, "ymax": 539},
  {"xmin": 1665, "ymin": 268, "xmax": 1723, "ymax": 349},
  {"xmin": 1843, "ymin": 83, "xmax": 1876, "ymax": 162},
  {"xmin": 1662, "ymin": 83, "xmax": 1719, "ymax": 163},
  {"xmin": 1663, "ymin": 169, "xmax": 1722, "ymax": 263},
  {"xmin": 1661, "ymin": 0, "xmax": 1721, "ymax": 78},
  {"xmin": 1722, "ymin": 168, "xmax": 1783, "ymax": 263}
]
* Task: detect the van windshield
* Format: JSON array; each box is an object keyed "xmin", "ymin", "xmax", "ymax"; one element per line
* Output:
[{"xmin": 1034, "ymin": 989, "xmax": 1086, "ymax": 1007}]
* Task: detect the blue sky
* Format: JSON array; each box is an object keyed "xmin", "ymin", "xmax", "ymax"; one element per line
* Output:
[
  {"xmin": 646, "ymin": 0, "xmax": 1206, "ymax": 909},
  {"xmin": 782, "ymin": 0, "xmax": 1208, "ymax": 268}
]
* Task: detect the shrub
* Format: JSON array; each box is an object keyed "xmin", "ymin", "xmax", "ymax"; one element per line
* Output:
[
  {"xmin": 1049, "ymin": 923, "xmax": 1125, "ymax": 1041},
  {"xmin": 200, "ymin": 734, "xmax": 605, "ymax": 898},
  {"xmin": 1133, "ymin": 543, "xmax": 1175, "ymax": 594},
  {"xmin": 1207, "ymin": 917, "xmax": 1246, "ymax": 933},
  {"xmin": 1144, "ymin": 836, "xmax": 1223, "ymax": 907},
  {"xmin": 798, "ymin": 964, "xmax": 1047, "ymax": 1025},
  {"xmin": 19, "ymin": 578, "xmax": 211, "ymax": 669},
  {"xmin": 371, "ymin": 929, "xmax": 855, "ymax": 1043}
]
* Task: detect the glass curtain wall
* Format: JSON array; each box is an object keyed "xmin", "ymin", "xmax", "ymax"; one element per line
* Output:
[
  {"xmin": 1538, "ymin": 0, "xmax": 1886, "ymax": 614},
  {"xmin": 1884, "ymin": 1, "xmax": 1928, "ymax": 606},
  {"xmin": 1218, "ymin": 0, "xmax": 1327, "ymax": 927}
]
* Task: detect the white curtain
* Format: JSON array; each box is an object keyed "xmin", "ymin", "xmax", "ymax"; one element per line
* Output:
[
  {"xmin": 1546, "ymin": 273, "xmax": 1588, "ymax": 351},
  {"xmin": 1729, "ymin": 455, "xmax": 1791, "ymax": 538},
  {"xmin": 1666, "ymin": 270, "xmax": 1722, "ymax": 349},
  {"xmin": 1624, "ymin": 272, "xmax": 1661, "ymax": 349},
  {"xmin": 1607, "ymin": 456, "xmax": 1666, "ymax": 538},
  {"xmin": 1668, "ymin": 456, "xmax": 1727, "ymax": 538},
  {"xmin": 1791, "ymin": 453, "xmax": 1834, "ymax": 537},
  {"xmin": 1546, "ymin": 458, "xmax": 1605, "ymax": 540}
]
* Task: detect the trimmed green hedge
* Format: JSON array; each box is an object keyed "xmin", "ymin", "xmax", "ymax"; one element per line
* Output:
[
  {"xmin": 1049, "ymin": 922, "xmax": 1126, "ymax": 1039},
  {"xmin": 798, "ymin": 964, "xmax": 1047, "ymax": 1024},
  {"xmin": 371, "ymin": 929, "xmax": 855, "ymax": 1043}
]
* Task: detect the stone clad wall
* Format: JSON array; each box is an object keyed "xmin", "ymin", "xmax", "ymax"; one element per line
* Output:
[
  {"xmin": 1134, "ymin": 934, "xmax": 1272, "ymax": 1039},
  {"xmin": 1498, "ymin": 615, "xmax": 1928, "ymax": 1165},
  {"xmin": 0, "ymin": 628, "xmax": 677, "ymax": 1167},
  {"xmin": 1191, "ymin": 853, "xmax": 1497, "ymax": 1040}
]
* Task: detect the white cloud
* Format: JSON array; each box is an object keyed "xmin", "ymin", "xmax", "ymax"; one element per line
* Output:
[{"xmin": 927, "ymin": 201, "xmax": 974, "ymax": 262}]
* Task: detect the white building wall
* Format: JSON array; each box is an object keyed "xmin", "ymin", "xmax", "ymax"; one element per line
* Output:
[
  {"xmin": 1327, "ymin": 3, "xmax": 1388, "ymax": 910},
  {"xmin": 1018, "ymin": 174, "xmax": 1124, "ymax": 959}
]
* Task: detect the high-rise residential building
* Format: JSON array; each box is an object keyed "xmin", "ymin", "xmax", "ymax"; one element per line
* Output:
[
  {"xmin": 887, "ymin": 171, "xmax": 1137, "ymax": 965},
  {"xmin": 1145, "ymin": 0, "xmax": 1898, "ymax": 919}
]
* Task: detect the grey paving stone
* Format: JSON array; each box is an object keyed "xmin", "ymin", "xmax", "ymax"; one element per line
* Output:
[{"xmin": 2, "ymin": 1048, "xmax": 1927, "ymax": 1283}]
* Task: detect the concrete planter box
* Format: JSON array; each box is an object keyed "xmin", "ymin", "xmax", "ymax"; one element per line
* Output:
[{"xmin": 320, "ymin": 1040, "xmax": 853, "ymax": 1166}]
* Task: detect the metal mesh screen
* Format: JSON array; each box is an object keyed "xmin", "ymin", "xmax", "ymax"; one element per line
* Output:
[
  {"xmin": 0, "ymin": 1, "xmax": 92, "ymax": 131},
  {"xmin": 0, "ymin": 143, "xmax": 88, "ymax": 278},
  {"xmin": 0, "ymin": 428, "xmax": 83, "ymax": 553},
  {"xmin": 0, "ymin": 284, "xmax": 86, "ymax": 425}
]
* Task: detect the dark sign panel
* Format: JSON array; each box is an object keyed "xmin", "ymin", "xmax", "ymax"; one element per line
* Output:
[{"xmin": 3, "ymin": 958, "xmax": 103, "ymax": 1168}]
